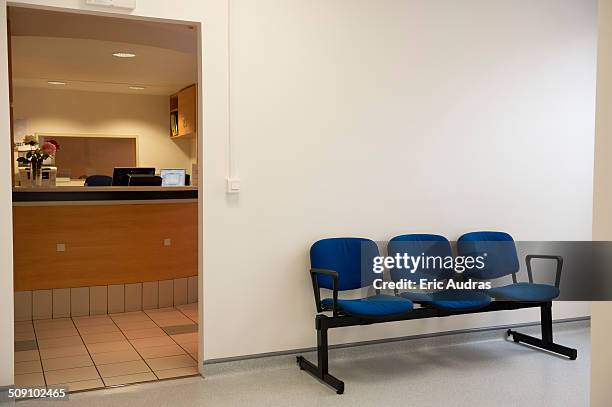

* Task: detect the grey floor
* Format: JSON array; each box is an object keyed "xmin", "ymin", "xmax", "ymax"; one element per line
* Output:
[{"xmin": 11, "ymin": 321, "xmax": 589, "ymax": 407}]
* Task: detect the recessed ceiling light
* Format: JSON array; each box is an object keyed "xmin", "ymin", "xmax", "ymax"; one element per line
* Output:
[
  {"xmin": 128, "ymin": 86, "xmax": 145, "ymax": 90},
  {"xmin": 112, "ymin": 51, "xmax": 136, "ymax": 58},
  {"xmin": 47, "ymin": 81, "xmax": 66, "ymax": 85}
]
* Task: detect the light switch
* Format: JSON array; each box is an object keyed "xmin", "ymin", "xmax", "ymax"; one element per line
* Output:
[
  {"xmin": 227, "ymin": 177, "xmax": 241, "ymax": 193},
  {"xmin": 164, "ymin": 238, "xmax": 172, "ymax": 247},
  {"xmin": 56, "ymin": 243, "xmax": 66, "ymax": 252}
]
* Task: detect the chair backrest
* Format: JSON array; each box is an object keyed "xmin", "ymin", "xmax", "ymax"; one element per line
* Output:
[
  {"xmin": 457, "ymin": 231, "xmax": 519, "ymax": 279},
  {"xmin": 85, "ymin": 175, "xmax": 113, "ymax": 187},
  {"xmin": 388, "ymin": 234, "xmax": 454, "ymax": 282},
  {"xmin": 310, "ymin": 237, "xmax": 380, "ymax": 291}
]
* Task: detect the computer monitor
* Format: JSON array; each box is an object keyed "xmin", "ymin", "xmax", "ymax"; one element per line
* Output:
[
  {"xmin": 112, "ymin": 167, "xmax": 155, "ymax": 186},
  {"xmin": 128, "ymin": 174, "xmax": 162, "ymax": 186},
  {"xmin": 160, "ymin": 169, "xmax": 186, "ymax": 186}
]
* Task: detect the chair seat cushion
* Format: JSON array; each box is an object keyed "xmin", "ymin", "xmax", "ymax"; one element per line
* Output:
[
  {"xmin": 400, "ymin": 289, "xmax": 491, "ymax": 310},
  {"xmin": 321, "ymin": 294, "xmax": 413, "ymax": 317},
  {"xmin": 488, "ymin": 283, "xmax": 560, "ymax": 301}
]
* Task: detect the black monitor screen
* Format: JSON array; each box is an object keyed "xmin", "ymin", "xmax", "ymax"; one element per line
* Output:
[{"xmin": 112, "ymin": 167, "xmax": 155, "ymax": 186}]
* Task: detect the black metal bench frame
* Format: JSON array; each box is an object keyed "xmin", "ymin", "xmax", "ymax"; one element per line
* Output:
[{"xmin": 297, "ymin": 268, "xmax": 577, "ymax": 394}]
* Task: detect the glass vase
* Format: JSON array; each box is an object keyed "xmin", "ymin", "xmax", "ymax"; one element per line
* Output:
[{"xmin": 31, "ymin": 160, "xmax": 42, "ymax": 187}]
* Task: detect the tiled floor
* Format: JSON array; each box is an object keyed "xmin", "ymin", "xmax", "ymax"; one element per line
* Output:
[
  {"xmin": 15, "ymin": 322, "xmax": 589, "ymax": 407},
  {"xmin": 14, "ymin": 303, "xmax": 199, "ymax": 392}
]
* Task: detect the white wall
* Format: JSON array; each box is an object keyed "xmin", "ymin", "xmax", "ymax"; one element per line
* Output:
[
  {"xmin": 591, "ymin": 0, "xmax": 612, "ymax": 405},
  {"xmin": 13, "ymin": 87, "xmax": 196, "ymax": 172},
  {"xmin": 208, "ymin": 0, "xmax": 596, "ymax": 359},
  {"xmin": 0, "ymin": 0, "xmax": 597, "ymax": 385}
]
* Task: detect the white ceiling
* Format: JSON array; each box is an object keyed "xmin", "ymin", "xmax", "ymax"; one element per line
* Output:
[{"xmin": 9, "ymin": 7, "xmax": 198, "ymax": 96}]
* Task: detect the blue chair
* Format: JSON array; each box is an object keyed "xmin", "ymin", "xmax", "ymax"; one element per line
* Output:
[
  {"xmin": 388, "ymin": 234, "xmax": 491, "ymax": 310},
  {"xmin": 457, "ymin": 231, "xmax": 561, "ymax": 302},
  {"xmin": 84, "ymin": 175, "xmax": 113, "ymax": 187},
  {"xmin": 310, "ymin": 237, "xmax": 413, "ymax": 318}
]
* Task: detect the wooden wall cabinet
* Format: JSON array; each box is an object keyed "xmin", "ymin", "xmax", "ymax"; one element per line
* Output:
[{"xmin": 170, "ymin": 84, "xmax": 197, "ymax": 139}]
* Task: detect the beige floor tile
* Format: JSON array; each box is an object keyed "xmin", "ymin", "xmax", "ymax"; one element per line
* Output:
[
  {"xmin": 81, "ymin": 331, "xmax": 126, "ymax": 344},
  {"xmin": 130, "ymin": 336, "xmax": 175, "ymax": 350},
  {"xmin": 42, "ymin": 354, "xmax": 93, "ymax": 371},
  {"xmin": 110, "ymin": 310, "xmax": 148, "ymax": 317},
  {"xmin": 76, "ymin": 324, "xmax": 121, "ymax": 335},
  {"xmin": 37, "ymin": 335, "xmax": 83, "ymax": 349},
  {"xmin": 171, "ymin": 333, "xmax": 198, "ymax": 344},
  {"xmin": 111, "ymin": 312, "xmax": 151, "ymax": 322},
  {"xmin": 151, "ymin": 316, "xmax": 193, "ymax": 327},
  {"xmin": 39, "ymin": 345, "xmax": 89, "ymax": 360},
  {"xmin": 72, "ymin": 316, "xmax": 114, "ymax": 327},
  {"xmin": 102, "ymin": 372, "xmax": 156, "ymax": 387},
  {"xmin": 90, "ymin": 349, "xmax": 142, "ymax": 365},
  {"xmin": 15, "ymin": 324, "xmax": 35, "ymax": 333},
  {"xmin": 113, "ymin": 320, "xmax": 157, "ymax": 330},
  {"xmin": 178, "ymin": 342, "xmax": 198, "ymax": 354},
  {"xmin": 155, "ymin": 366, "xmax": 199, "ymax": 379},
  {"xmin": 60, "ymin": 378, "xmax": 105, "ymax": 392},
  {"xmin": 15, "ymin": 372, "xmax": 45, "ymax": 387},
  {"xmin": 15, "ymin": 350, "xmax": 40, "ymax": 362},
  {"xmin": 86, "ymin": 340, "xmax": 134, "ymax": 354},
  {"xmin": 182, "ymin": 312, "xmax": 198, "ymax": 323},
  {"xmin": 15, "ymin": 331, "xmax": 36, "ymax": 342},
  {"xmin": 147, "ymin": 310, "xmax": 184, "ymax": 319},
  {"xmin": 176, "ymin": 303, "xmax": 198, "ymax": 312},
  {"xmin": 135, "ymin": 344, "xmax": 187, "ymax": 359},
  {"xmin": 96, "ymin": 360, "xmax": 151, "ymax": 378},
  {"xmin": 144, "ymin": 307, "xmax": 176, "ymax": 315},
  {"xmin": 35, "ymin": 327, "xmax": 79, "ymax": 339},
  {"xmin": 34, "ymin": 317, "xmax": 72, "ymax": 327},
  {"xmin": 146, "ymin": 354, "xmax": 196, "ymax": 371},
  {"xmin": 15, "ymin": 360, "xmax": 43, "ymax": 375},
  {"xmin": 45, "ymin": 366, "xmax": 100, "ymax": 385},
  {"xmin": 122, "ymin": 327, "xmax": 166, "ymax": 340}
]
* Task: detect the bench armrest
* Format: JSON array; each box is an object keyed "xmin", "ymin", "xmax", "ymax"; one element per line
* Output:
[
  {"xmin": 310, "ymin": 268, "xmax": 339, "ymax": 316},
  {"xmin": 525, "ymin": 254, "xmax": 563, "ymax": 288}
]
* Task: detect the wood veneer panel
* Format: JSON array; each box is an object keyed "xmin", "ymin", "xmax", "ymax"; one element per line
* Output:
[{"xmin": 13, "ymin": 203, "xmax": 197, "ymax": 290}]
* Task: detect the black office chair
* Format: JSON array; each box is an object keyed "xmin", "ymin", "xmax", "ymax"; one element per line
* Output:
[{"xmin": 84, "ymin": 175, "xmax": 113, "ymax": 187}]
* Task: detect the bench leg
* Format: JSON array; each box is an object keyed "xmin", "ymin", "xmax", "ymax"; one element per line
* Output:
[
  {"xmin": 297, "ymin": 317, "xmax": 345, "ymax": 394},
  {"xmin": 507, "ymin": 302, "xmax": 577, "ymax": 360}
]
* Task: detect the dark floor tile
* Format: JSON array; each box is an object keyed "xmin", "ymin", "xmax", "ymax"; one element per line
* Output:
[
  {"xmin": 14, "ymin": 340, "xmax": 38, "ymax": 352},
  {"xmin": 162, "ymin": 324, "xmax": 197, "ymax": 335}
]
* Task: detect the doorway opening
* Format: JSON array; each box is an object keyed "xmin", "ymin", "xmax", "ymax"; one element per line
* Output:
[{"xmin": 8, "ymin": 5, "xmax": 203, "ymax": 392}]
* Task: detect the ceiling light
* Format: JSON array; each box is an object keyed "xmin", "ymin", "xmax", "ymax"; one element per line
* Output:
[
  {"xmin": 128, "ymin": 86, "xmax": 145, "ymax": 90},
  {"xmin": 112, "ymin": 51, "xmax": 136, "ymax": 58},
  {"xmin": 47, "ymin": 81, "xmax": 66, "ymax": 85}
]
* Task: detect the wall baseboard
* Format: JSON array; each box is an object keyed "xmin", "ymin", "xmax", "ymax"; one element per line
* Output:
[{"xmin": 204, "ymin": 317, "xmax": 589, "ymax": 368}]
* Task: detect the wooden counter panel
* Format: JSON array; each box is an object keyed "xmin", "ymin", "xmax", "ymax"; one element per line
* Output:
[{"xmin": 13, "ymin": 203, "xmax": 198, "ymax": 291}]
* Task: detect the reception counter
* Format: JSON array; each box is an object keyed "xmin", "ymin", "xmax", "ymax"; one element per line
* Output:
[
  {"xmin": 12, "ymin": 187, "xmax": 198, "ymax": 291},
  {"xmin": 13, "ymin": 186, "xmax": 197, "ymax": 203}
]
